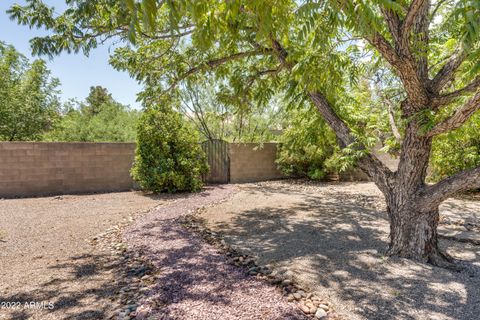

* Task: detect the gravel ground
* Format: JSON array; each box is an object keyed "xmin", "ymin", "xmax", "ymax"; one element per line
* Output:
[
  {"xmin": 0, "ymin": 192, "xmax": 168, "ymax": 320},
  {"xmin": 123, "ymin": 185, "xmax": 308, "ymax": 320},
  {"xmin": 199, "ymin": 181, "xmax": 480, "ymax": 320}
]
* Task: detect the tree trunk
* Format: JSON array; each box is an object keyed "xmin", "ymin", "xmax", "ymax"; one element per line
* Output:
[
  {"xmin": 383, "ymin": 120, "xmax": 457, "ymax": 268},
  {"xmin": 386, "ymin": 203, "xmax": 454, "ymax": 267}
]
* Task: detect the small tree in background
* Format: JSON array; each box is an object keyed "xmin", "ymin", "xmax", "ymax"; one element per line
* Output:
[
  {"xmin": 131, "ymin": 103, "xmax": 208, "ymax": 193},
  {"xmin": 45, "ymin": 86, "xmax": 140, "ymax": 142},
  {"xmin": 84, "ymin": 86, "xmax": 113, "ymax": 116},
  {"xmin": 0, "ymin": 42, "xmax": 60, "ymax": 141}
]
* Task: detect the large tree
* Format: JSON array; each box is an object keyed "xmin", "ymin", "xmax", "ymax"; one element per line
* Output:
[{"xmin": 10, "ymin": 0, "xmax": 480, "ymax": 267}]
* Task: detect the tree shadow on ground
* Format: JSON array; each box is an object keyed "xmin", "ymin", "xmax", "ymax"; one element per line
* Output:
[
  {"xmin": 0, "ymin": 188, "xmax": 198, "ymax": 320},
  {"xmin": 200, "ymin": 185, "xmax": 480, "ymax": 320},
  {"xmin": 440, "ymin": 200, "xmax": 480, "ymax": 223},
  {"xmin": 0, "ymin": 252, "xmax": 123, "ymax": 320}
]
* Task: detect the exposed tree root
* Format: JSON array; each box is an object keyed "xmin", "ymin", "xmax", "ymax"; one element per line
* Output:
[
  {"xmin": 387, "ymin": 245, "xmax": 464, "ymax": 271},
  {"xmin": 427, "ymin": 250, "xmax": 464, "ymax": 271}
]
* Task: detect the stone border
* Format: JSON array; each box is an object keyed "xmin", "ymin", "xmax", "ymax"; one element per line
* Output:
[
  {"xmin": 181, "ymin": 212, "xmax": 340, "ymax": 320},
  {"xmin": 91, "ymin": 208, "xmax": 163, "ymax": 319}
]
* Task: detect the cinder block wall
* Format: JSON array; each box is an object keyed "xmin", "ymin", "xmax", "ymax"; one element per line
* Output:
[
  {"xmin": 0, "ymin": 141, "xmax": 395, "ymax": 197},
  {"xmin": 0, "ymin": 142, "xmax": 135, "ymax": 198},
  {"xmin": 229, "ymin": 143, "xmax": 283, "ymax": 183}
]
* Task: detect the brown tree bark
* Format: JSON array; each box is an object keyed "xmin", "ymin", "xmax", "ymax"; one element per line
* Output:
[
  {"xmin": 386, "ymin": 205, "xmax": 454, "ymax": 267},
  {"xmin": 380, "ymin": 119, "xmax": 456, "ymax": 267}
]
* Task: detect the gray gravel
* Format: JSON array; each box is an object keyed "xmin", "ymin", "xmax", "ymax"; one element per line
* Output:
[
  {"xmin": 200, "ymin": 181, "xmax": 480, "ymax": 320},
  {"xmin": 123, "ymin": 185, "xmax": 308, "ymax": 320},
  {"xmin": 0, "ymin": 191, "xmax": 168, "ymax": 320}
]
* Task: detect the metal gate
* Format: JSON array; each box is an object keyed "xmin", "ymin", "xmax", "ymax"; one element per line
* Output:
[{"xmin": 201, "ymin": 139, "xmax": 230, "ymax": 184}]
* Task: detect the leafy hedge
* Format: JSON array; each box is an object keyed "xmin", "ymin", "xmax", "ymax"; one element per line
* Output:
[
  {"xmin": 276, "ymin": 108, "xmax": 345, "ymax": 180},
  {"xmin": 131, "ymin": 104, "xmax": 208, "ymax": 193}
]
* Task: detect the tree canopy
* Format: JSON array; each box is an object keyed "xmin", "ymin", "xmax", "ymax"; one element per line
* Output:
[
  {"xmin": 45, "ymin": 86, "xmax": 140, "ymax": 142},
  {"xmin": 9, "ymin": 0, "xmax": 480, "ymax": 266}
]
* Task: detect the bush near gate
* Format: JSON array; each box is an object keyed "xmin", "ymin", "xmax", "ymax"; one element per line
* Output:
[{"xmin": 131, "ymin": 104, "xmax": 208, "ymax": 193}]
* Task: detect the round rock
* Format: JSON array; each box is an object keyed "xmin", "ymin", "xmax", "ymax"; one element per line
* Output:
[{"xmin": 315, "ymin": 308, "xmax": 328, "ymax": 319}]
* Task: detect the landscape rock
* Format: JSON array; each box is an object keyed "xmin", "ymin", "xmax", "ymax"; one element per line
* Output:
[
  {"xmin": 315, "ymin": 308, "xmax": 328, "ymax": 319},
  {"xmin": 318, "ymin": 304, "xmax": 329, "ymax": 311}
]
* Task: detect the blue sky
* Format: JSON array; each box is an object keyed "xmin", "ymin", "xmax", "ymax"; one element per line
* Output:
[{"xmin": 0, "ymin": 1, "xmax": 142, "ymax": 109}]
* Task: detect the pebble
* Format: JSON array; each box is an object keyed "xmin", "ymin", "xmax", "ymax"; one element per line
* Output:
[
  {"xmin": 248, "ymin": 267, "xmax": 258, "ymax": 275},
  {"xmin": 318, "ymin": 304, "xmax": 329, "ymax": 311},
  {"xmin": 315, "ymin": 308, "xmax": 328, "ymax": 319},
  {"xmin": 282, "ymin": 279, "xmax": 292, "ymax": 286},
  {"xmin": 298, "ymin": 303, "xmax": 310, "ymax": 314},
  {"xmin": 107, "ymin": 196, "xmax": 339, "ymax": 320}
]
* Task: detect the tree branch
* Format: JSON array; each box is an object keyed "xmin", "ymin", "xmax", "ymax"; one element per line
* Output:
[
  {"xmin": 381, "ymin": 8, "xmax": 401, "ymax": 49},
  {"xmin": 167, "ymin": 48, "xmax": 273, "ymax": 90},
  {"xmin": 400, "ymin": 0, "xmax": 429, "ymax": 51},
  {"xmin": 421, "ymin": 166, "xmax": 480, "ymax": 205},
  {"xmin": 430, "ymin": 47, "xmax": 467, "ymax": 93},
  {"xmin": 309, "ymin": 92, "xmax": 394, "ymax": 194},
  {"xmin": 431, "ymin": 76, "xmax": 480, "ymax": 107},
  {"xmin": 366, "ymin": 32, "xmax": 403, "ymax": 68},
  {"xmin": 386, "ymin": 99, "xmax": 403, "ymax": 142},
  {"xmin": 268, "ymin": 36, "xmax": 394, "ymax": 192},
  {"xmin": 246, "ymin": 66, "xmax": 282, "ymax": 86},
  {"xmin": 366, "ymin": 32, "xmax": 429, "ymax": 109},
  {"xmin": 428, "ymin": 90, "xmax": 480, "ymax": 136},
  {"xmin": 139, "ymin": 28, "xmax": 194, "ymax": 40},
  {"xmin": 430, "ymin": 0, "xmax": 449, "ymax": 19}
]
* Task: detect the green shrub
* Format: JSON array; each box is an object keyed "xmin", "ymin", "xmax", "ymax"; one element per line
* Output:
[
  {"xmin": 276, "ymin": 108, "xmax": 344, "ymax": 180},
  {"xmin": 131, "ymin": 104, "xmax": 208, "ymax": 193}
]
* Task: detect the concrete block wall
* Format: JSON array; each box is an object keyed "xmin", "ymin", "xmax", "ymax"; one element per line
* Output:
[
  {"xmin": 0, "ymin": 142, "xmax": 136, "ymax": 198},
  {"xmin": 229, "ymin": 143, "xmax": 284, "ymax": 183},
  {"xmin": 0, "ymin": 141, "xmax": 396, "ymax": 197}
]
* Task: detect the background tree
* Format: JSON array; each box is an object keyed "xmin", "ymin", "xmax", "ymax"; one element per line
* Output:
[
  {"xmin": 110, "ymin": 42, "xmax": 281, "ymax": 142},
  {"xmin": 45, "ymin": 86, "xmax": 140, "ymax": 142},
  {"xmin": 10, "ymin": 0, "xmax": 480, "ymax": 268},
  {"xmin": 84, "ymin": 85, "xmax": 113, "ymax": 116},
  {"xmin": 176, "ymin": 79, "xmax": 281, "ymax": 142},
  {"xmin": 0, "ymin": 41, "xmax": 60, "ymax": 141}
]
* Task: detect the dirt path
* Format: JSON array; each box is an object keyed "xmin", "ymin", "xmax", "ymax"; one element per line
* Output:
[
  {"xmin": 200, "ymin": 181, "xmax": 480, "ymax": 320},
  {"xmin": 122, "ymin": 185, "xmax": 307, "ymax": 320},
  {"xmin": 0, "ymin": 192, "xmax": 168, "ymax": 320}
]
